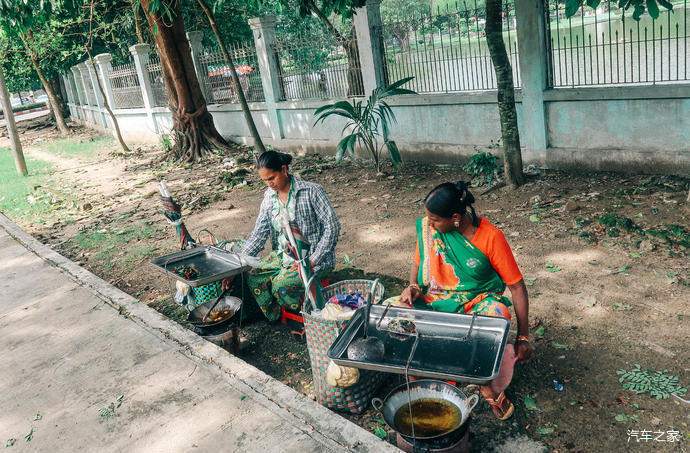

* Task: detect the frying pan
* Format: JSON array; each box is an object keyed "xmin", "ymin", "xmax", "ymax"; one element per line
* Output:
[{"xmin": 188, "ymin": 291, "xmax": 242, "ymax": 329}]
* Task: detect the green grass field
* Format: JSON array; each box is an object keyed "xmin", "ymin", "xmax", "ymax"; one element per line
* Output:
[
  {"xmin": 38, "ymin": 136, "xmax": 115, "ymax": 159},
  {"xmin": 0, "ymin": 149, "xmax": 59, "ymax": 224}
]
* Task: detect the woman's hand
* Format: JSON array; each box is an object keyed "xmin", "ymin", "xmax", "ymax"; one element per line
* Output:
[
  {"xmin": 289, "ymin": 260, "xmax": 316, "ymax": 272},
  {"xmin": 514, "ymin": 338, "xmax": 534, "ymax": 362},
  {"xmin": 399, "ymin": 284, "xmax": 421, "ymax": 307},
  {"xmin": 221, "ymin": 276, "xmax": 235, "ymax": 292}
]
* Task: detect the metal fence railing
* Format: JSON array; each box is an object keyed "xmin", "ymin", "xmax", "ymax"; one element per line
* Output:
[
  {"xmin": 146, "ymin": 54, "xmax": 168, "ymax": 107},
  {"xmin": 199, "ymin": 43, "xmax": 266, "ymax": 104},
  {"xmin": 548, "ymin": 0, "xmax": 690, "ymax": 87},
  {"xmin": 273, "ymin": 22, "xmax": 364, "ymax": 101},
  {"xmin": 109, "ymin": 63, "xmax": 145, "ymax": 109},
  {"xmin": 378, "ymin": 0, "xmax": 520, "ymax": 93}
]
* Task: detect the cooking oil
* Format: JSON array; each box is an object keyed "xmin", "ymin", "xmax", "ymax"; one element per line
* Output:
[{"xmin": 393, "ymin": 398, "xmax": 462, "ymax": 438}]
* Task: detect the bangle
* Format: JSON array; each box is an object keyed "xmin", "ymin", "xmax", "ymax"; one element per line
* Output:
[
  {"xmin": 516, "ymin": 335, "xmax": 530, "ymax": 342},
  {"xmin": 408, "ymin": 283, "xmax": 421, "ymax": 291}
]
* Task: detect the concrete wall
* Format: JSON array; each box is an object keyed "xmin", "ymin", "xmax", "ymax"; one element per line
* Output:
[{"xmin": 68, "ymin": 81, "xmax": 690, "ymax": 174}]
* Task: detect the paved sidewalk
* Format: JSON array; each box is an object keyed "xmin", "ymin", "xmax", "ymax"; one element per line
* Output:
[{"xmin": 0, "ymin": 214, "xmax": 398, "ymax": 453}]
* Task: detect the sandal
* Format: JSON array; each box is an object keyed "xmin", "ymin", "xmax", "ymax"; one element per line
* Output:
[{"xmin": 485, "ymin": 392, "xmax": 514, "ymax": 420}]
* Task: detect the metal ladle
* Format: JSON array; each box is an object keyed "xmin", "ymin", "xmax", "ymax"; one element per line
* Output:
[{"xmin": 346, "ymin": 279, "xmax": 385, "ymax": 362}]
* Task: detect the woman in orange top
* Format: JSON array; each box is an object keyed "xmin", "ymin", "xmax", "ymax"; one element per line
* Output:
[{"xmin": 384, "ymin": 181, "xmax": 532, "ymax": 420}]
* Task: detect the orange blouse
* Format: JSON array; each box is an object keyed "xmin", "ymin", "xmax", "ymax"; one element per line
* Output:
[{"xmin": 414, "ymin": 217, "xmax": 523, "ymax": 286}]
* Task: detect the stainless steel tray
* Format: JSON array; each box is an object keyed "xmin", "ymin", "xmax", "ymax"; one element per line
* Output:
[
  {"xmin": 149, "ymin": 246, "xmax": 252, "ymax": 287},
  {"xmin": 327, "ymin": 305, "xmax": 511, "ymax": 384}
]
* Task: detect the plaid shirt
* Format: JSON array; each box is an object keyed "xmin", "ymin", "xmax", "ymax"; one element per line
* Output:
[{"xmin": 241, "ymin": 177, "xmax": 340, "ymax": 273}]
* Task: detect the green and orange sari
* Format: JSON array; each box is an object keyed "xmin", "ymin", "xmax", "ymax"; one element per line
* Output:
[{"xmin": 384, "ymin": 217, "xmax": 512, "ymax": 320}]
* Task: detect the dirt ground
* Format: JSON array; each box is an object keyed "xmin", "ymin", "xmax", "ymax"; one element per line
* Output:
[{"xmin": 2, "ymin": 118, "xmax": 689, "ymax": 452}]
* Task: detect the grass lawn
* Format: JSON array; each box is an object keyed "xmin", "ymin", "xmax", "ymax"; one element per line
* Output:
[
  {"xmin": 0, "ymin": 148, "xmax": 58, "ymax": 224},
  {"xmin": 38, "ymin": 136, "xmax": 115, "ymax": 159}
]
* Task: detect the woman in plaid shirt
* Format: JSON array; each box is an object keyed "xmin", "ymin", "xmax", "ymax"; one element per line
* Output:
[{"xmin": 223, "ymin": 151, "xmax": 340, "ymax": 321}]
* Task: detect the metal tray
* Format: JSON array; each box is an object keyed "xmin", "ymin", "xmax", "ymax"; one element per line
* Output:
[
  {"xmin": 149, "ymin": 246, "xmax": 252, "ymax": 287},
  {"xmin": 327, "ymin": 305, "xmax": 511, "ymax": 384}
]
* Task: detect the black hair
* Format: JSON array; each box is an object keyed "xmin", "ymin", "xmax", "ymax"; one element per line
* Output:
[
  {"xmin": 257, "ymin": 151, "xmax": 293, "ymax": 172},
  {"xmin": 424, "ymin": 181, "xmax": 480, "ymax": 227}
]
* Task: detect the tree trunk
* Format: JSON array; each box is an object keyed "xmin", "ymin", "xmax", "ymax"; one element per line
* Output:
[
  {"xmin": 197, "ymin": 0, "xmax": 266, "ymax": 157},
  {"xmin": 17, "ymin": 92, "xmax": 25, "ymax": 105},
  {"xmin": 131, "ymin": 0, "xmax": 147, "ymax": 43},
  {"xmin": 46, "ymin": 76, "xmax": 69, "ymax": 120},
  {"xmin": 0, "ymin": 68, "xmax": 27, "ymax": 176},
  {"xmin": 485, "ymin": 0, "xmax": 524, "ymax": 188},
  {"xmin": 86, "ymin": 50, "xmax": 130, "ymax": 153},
  {"xmin": 305, "ymin": 0, "xmax": 364, "ymax": 96},
  {"xmin": 140, "ymin": 0, "xmax": 233, "ymax": 161},
  {"xmin": 20, "ymin": 33, "xmax": 70, "ymax": 136}
]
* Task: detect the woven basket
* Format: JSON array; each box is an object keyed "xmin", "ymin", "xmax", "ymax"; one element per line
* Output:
[
  {"xmin": 190, "ymin": 280, "xmax": 222, "ymax": 304},
  {"xmin": 303, "ymin": 279, "xmax": 386, "ymax": 414}
]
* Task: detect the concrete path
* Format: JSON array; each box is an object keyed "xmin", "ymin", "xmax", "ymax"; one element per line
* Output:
[
  {"xmin": 0, "ymin": 213, "xmax": 398, "ymax": 453},
  {"xmin": 0, "ymin": 109, "xmax": 50, "ymax": 127}
]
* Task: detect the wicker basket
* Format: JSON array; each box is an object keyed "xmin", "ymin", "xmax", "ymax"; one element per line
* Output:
[
  {"xmin": 190, "ymin": 280, "xmax": 222, "ymax": 304},
  {"xmin": 303, "ymin": 279, "xmax": 386, "ymax": 414}
]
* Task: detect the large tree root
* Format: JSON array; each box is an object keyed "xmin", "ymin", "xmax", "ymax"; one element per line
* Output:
[{"xmin": 166, "ymin": 105, "xmax": 235, "ymax": 162}]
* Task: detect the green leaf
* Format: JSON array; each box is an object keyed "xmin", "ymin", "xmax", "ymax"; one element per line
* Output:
[
  {"xmin": 565, "ymin": 0, "xmax": 583, "ymax": 17},
  {"xmin": 153, "ymin": 23, "xmax": 158, "ymax": 35},
  {"xmin": 545, "ymin": 261, "xmax": 554, "ymax": 268},
  {"xmin": 535, "ymin": 426, "xmax": 554, "ymax": 435},
  {"xmin": 529, "ymin": 214, "xmax": 540, "ymax": 222},
  {"xmin": 613, "ymin": 265, "xmax": 629, "ymax": 274},
  {"xmin": 657, "ymin": 0, "xmax": 673, "ymax": 9},
  {"xmin": 524, "ymin": 396, "xmax": 538, "ymax": 410},
  {"xmin": 385, "ymin": 140, "xmax": 402, "ymax": 166},
  {"xmin": 374, "ymin": 426, "xmax": 387, "ymax": 439},
  {"xmin": 615, "ymin": 413, "xmax": 629, "ymax": 422},
  {"xmin": 586, "ymin": 0, "xmax": 601, "ymax": 7},
  {"xmin": 240, "ymin": 395, "xmax": 246, "ymax": 401},
  {"xmin": 546, "ymin": 268, "xmax": 563, "ymax": 273},
  {"xmin": 535, "ymin": 326, "xmax": 545, "ymax": 336},
  {"xmin": 525, "ymin": 277, "xmax": 537, "ymax": 286},
  {"xmin": 632, "ymin": 3, "xmax": 645, "ymax": 19},
  {"xmin": 551, "ymin": 342, "xmax": 570, "ymax": 350},
  {"xmin": 629, "ymin": 252, "xmax": 642, "ymax": 258},
  {"xmin": 5, "ymin": 439, "xmax": 16, "ymax": 448},
  {"xmin": 646, "ymin": 0, "xmax": 659, "ymax": 18},
  {"xmin": 33, "ymin": 413, "xmax": 42, "ymax": 421}
]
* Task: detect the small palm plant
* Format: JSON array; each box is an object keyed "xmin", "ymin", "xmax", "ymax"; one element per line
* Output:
[{"xmin": 313, "ymin": 77, "xmax": 416, "ymax": 173}]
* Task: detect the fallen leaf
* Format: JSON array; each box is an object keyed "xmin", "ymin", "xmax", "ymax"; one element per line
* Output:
[
  {"xmin": 535, "ymin": 427, "xmax": 554, "ymax": 435},
  {"xmin": 5, "ymin": 439, "xmax": 16, "ymax": 448},
  {"xmin": 524, "ymin": 396, "xmax": 538, "ymax": 411},
  {"xmin": 551, "ymin": 342, "xmax": 570, "ymax": 350},
  {"xmin": 615, "ymin": 413, "xmax": 629, "ymax": 422},
  {"xmin": 529, "ymin": 214, "xmax": 540, "ymax": 223},
  {"xmin": 525, "ymin": 277, "xmax": 537, "ymax": 286},
  {"xmin": 374, "ymin": 426, "xmax": 387, "ymax": 439}
]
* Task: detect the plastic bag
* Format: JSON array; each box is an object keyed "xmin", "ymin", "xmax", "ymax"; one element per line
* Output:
[
  {"xmin": 320, "ymin": 302, "xmax": 355, "ymax": 321},
  {"xmin": 326, "ymin": 360, "xmax": 360, "ymax": 388},
  {"xmin": 174, "ymin": 280, "xmax": 190, "ymax": 306}
]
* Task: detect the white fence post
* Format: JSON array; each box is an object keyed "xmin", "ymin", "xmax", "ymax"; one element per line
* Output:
[
  {"xmin": 353, "ymin": 0, "xmax": 386, "ymax": 95},
  {"xmin": 186, "ymin": 31, "xmax": 210, "ymax": 102},
  {"xmin": 77, "ymin": 63, "xmax": 97, "ymax": 124},
  {"xmin": 69, "ymin": 67, "xmax": 84, "ymax": 121},
  {"xmin": 85, "ymin": 60, "xmax": 107, "ymax": 128},
  {"xmin": 249, "ymin": 16, "xmax": 283, "ymax": 140},
  {"xmin": 94, "ymin": 53, "xmax": 116, "ymax": 130},
  {"xmin": 129, "ymin": 43, "xmax": 159, "ymax": 134},
  {"xmin": 516, "ymin": 0, "xmax": 549, "ymax": 163}
]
